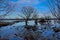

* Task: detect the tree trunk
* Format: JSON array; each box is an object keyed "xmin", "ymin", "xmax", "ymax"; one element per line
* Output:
[
  {"xmin": 35, "ymin": 19, "xmax": 38, "ymax": 26},
  {"xmin": 25, "ymin": 19, "xmax": 28, "ymax": 26}
]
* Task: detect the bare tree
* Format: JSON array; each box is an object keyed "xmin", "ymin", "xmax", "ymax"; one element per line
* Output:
[
  {"xmin": 20, "ymin": 6, "xmax": 37, "ymax": 26},
  {"xmin": 32, "ymin": 10, "xmax": 39, "ymax": 26},
  {"xmin": 0, "ymin": 0, "xmax": 17, "ymax": 26},
  {"xmin": 48, "ymin": 0, "xmax": 60, "ymax": 18},
  {"xmin": 47, "ymin": 0, "xmax": 60, "ymax": 23},
  {"xmin": 0, "ymin": 0, "xmax": 15, "ymax": 18}
]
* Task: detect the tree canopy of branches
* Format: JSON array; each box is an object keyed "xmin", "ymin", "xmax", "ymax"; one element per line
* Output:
[
  {"xmin": 0, "ymin": 0, "xmax": 17, "ymax": 26},
  {"xmin": 0, "ymin": 0, "xmax": 15, "ymax": 18},
  {"xmin": 20, "ymin": 6, "xmax": 38, "ymax": 26},
  {"xmin": 20, "ymin": 6, "xmax": 36, "ymax": 19},
  {"xmin": 48, "ymin": 0, "xmax": 60, "ymax": 23},
  {"xmin": 48, "ymin": 0, "xmax": 60, "ymax": 18}
]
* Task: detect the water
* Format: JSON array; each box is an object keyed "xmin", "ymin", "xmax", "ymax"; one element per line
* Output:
[{"xmin": 0, "ymin": 21, "xmax": 60, "ymax": 40}]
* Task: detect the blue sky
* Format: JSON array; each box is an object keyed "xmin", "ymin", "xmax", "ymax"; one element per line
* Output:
[
  {"xmin": 10, "ymin": 0, "xmax": 49, "ymax": 13},
  {"xmin": 9, "ymin": 0, "xmax": 51, "ymax": 18},
  {"xmin": 0, "ymin": 0, "xmax": 52, "ymax": 18}
]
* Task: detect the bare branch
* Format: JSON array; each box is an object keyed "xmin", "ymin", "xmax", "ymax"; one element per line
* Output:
[{"xmin": 47, "ymin": 0, "xmax": 60, "ymax": 18}]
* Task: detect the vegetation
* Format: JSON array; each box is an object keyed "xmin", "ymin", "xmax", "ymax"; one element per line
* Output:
[
  {"xmin": 20, "ymin": 6, "xmax": 38, "ymax": 26},
  {"xmin": 0, "ymin": 0, "xmax": 60, "ymax": 40},
  {"xmin": 48, "ymin": 0, "xmax": 60, "ymax": 23}
]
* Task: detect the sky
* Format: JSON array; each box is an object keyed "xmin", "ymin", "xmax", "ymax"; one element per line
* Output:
[
  {"xmin": 0, "ymin": 0, "xmax": 52, "ymax": 18},
  {"xmin": 10, "ymin": 0, "xmax": 49, "ymax": 13}
]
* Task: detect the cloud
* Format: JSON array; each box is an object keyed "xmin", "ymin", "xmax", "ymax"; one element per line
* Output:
[
  {"xmin": 19, "ymin": 0, "xmax": 39, "ymax": 4},
  {"xmin": 9, "ymin": 0, "xmax": 47, "ymax": 11},
  {"xmin": 10, "ymin": 0, "xmax": 40, "ymax": 5}
]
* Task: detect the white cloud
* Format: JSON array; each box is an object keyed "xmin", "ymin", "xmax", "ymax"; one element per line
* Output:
[
  {"xmin": 19, "ymin": 0, "xmax": 39, "ymax": 4},
  {"xmin": 10, "ymin": 0, "xmax": 40, "ymax": 5}
]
